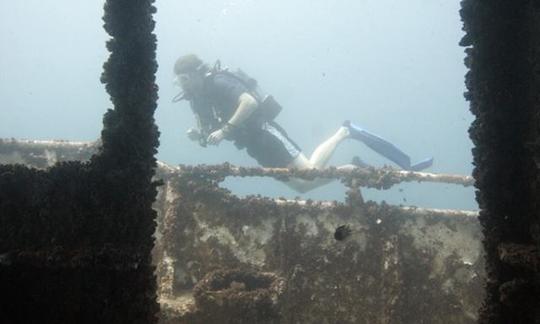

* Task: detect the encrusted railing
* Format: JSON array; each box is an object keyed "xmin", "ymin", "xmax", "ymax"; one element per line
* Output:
[{"xmin": 1, "ymin": 138, "xmax": 483, "ymax": 324}]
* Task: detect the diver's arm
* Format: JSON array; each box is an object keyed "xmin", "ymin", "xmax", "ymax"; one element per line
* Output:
[
  {"xmin": 227, "ymin": 92, "xmax": 258, "ymax": 127},
  {"xmin": 207, "ymin": 92, "xmax": 258, "ymax": 145}
]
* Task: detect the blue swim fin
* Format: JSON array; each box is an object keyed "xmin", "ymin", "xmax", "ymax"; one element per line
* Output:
[
  {"xmin": 351, "ymin": 156, "xmax": 372, "ymax": 168},
  {"xmin": 344, "ymin": 121, "xmax": 433, "ymax": 171},
  {"xmin": 410, "ymin": 157, "xmax": 434, "ymax": 171}
]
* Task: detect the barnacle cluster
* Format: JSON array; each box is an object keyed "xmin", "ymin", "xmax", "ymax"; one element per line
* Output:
[
  {"xmin": 0, "ymin": 0, "xmax": 160, "ymax": 322},
  {"xmin": 460, "ymin": 0, "xmax": 540, "ymax": 321}
]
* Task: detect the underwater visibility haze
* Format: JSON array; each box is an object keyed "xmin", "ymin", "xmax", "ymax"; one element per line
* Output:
[{"xmin": 0, "ymin": 0, "xmax": 475, "ymax": 210}]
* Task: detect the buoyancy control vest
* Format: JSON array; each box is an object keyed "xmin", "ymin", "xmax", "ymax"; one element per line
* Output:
[{"xmin": 208, "ymin": 60, "xmax": 282, "ymax": 123}]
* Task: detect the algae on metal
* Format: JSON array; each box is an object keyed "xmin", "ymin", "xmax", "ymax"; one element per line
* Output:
[
  {"xmin": 0, "ymin": 0, "xmax": 160, "ymax": 322},
  {"xmin": 157, "ymin": 164, "xmax": 483, "ymax": 324},
  {"xmin": 460, "ymin": 0, "xmax": 540, "ymax": 322},
  {"xmin": 0, "ymin": 140, "xmax": 483, "ymax": 323}
]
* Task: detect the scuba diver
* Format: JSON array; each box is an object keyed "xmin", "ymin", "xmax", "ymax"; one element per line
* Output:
[{"xmin": 173, "ymin": 54, "xmax": 433, "ymax": 193}]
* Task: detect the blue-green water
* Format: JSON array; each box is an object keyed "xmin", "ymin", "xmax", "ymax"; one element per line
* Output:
[{"xmin": 0, "ymin": 0, "xmax": 475, "ymax": 210}]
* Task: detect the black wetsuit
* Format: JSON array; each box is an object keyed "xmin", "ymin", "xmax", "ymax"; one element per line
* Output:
[{"xmin": 191, "ymin": 72, "xmax": 301, "ymax": 168}]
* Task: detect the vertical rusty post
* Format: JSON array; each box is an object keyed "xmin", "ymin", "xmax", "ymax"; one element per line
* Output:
[
  {"xmin": 460, "ymin": 0, "xmax": 540, "ymax": 322},
  {"xmin": 0, "ymin": 0, "xmax": 160, "ymax": 322},
  {"xmin": 157, "ymin": 179, "xmax": 180, "ymax": 299},
  {"xmin": 380, "ymin": 235, "xmax": 400, "ymax": 324},
  {"xmin": 345, "ymin": 178, "xmax": 364, "ymax": 207}
]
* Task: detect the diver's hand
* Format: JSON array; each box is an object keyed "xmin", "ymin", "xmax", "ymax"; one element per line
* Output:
[
  {"xmin": 187, "ymin": 128, "xmax": 201, "ymax": 142},
  {"xmin": 207, "ymin": 129, "xmax": 227, "ymax": 146}
]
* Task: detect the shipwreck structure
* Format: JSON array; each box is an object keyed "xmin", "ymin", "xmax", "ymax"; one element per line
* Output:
[
  {"xmin": 0, "ymin": 0, "xmax": 160, "ymax": 323},
  {"xmin": 0, "ymin": 139, "xmax": 482, "ymax": 323},
  {"xmin": 1, "ymin": 0, "xmax": 540, "ymax": 323}
]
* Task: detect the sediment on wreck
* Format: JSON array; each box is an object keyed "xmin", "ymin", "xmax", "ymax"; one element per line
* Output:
[
  {"xmin": 460, "ymin": 0, "xmax": 540, "ymax": 322},
  {"xmin": 0, "ymin": 0, "xmax": 160, "ymax": 323},
  {"xmin": 155, "ymin": 165, "xmax": 483, "ymax": 324},
  {"xmin": 1, "ymin": 137, "xmax": 485, "ymax": 323}
]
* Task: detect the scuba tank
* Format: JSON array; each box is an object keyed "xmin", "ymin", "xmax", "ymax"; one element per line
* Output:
[
  {"xmin": 211, "ymin": 60, "xmax": 283, "ymax": 122},
  {"xmin": 189, "ymin": 96, "xmax": 221, "ymax": 147}
]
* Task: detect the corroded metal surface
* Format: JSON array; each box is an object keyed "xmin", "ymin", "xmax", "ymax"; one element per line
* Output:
[
  {"xmin": 461, "ymin": 0, "xmax": 540, "ymax": 321},
  {"xmin": 0, "ymin": 138, "xmax": 99, "ymax": 168},
  {"xmin": 158, "ymin": 166, "xmax": 483, "ymax": 324},
  {"xmin": 1, "ymin": 139, "xmax": 483, "ymax": 324},
  {"xmin": 0, "ymin": 0, "xmax": 160, "ymax": 321}
]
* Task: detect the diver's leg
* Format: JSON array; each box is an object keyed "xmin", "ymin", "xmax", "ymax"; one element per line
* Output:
[
  {"xmin": 287, "ymin": 152, "xmax": 312, "ymax": 169},
  {"xmin": 344, "ymin": 121, "xmax": 433, "ymax": 171},
  {"xmin": 283, "ymin": 177, "xmax": 333, "ymax": 194},
  {"xmin": 282, "ymin": 153, "xmax": 328, "ymax": 193},
  {"xmin": 284, "ymin": 153, "xmax": 356, "ymax": 193},
  {"xmin": 283, "ymin": 165, "xmax": 357, "ymax": 193},
  {"xmin": 281, "ymin": 126, "xmax": 351, "ymax": 193},
  {"xmin": 306, "ymin": 126, "xmax": 350, "ymax": 169}
]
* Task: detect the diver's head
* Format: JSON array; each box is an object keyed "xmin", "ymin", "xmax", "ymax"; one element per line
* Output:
[{"xmin": 173, "ymin": 54, "xmax": 208, "ymax": 100}]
